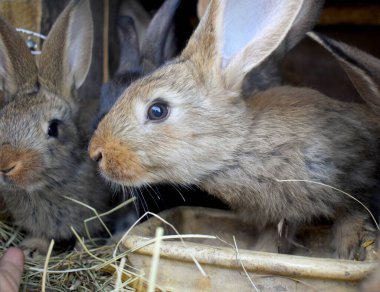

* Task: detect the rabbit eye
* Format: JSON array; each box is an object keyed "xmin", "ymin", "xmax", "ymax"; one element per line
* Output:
[
  {"xmin": 47, "ymin": 119, "xmax": 62, "ymax": 138},
  {"xmin": 147, "ymin": 103, "xmax": 169, "ymax": 121}
]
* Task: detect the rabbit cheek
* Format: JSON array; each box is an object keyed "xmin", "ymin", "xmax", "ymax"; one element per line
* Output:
[
  {"xmin": 0, "ymin": 145, "xmax": 43, "ymax": 188},
  {"xmin": 89, "ymin": 136, "xmax": 146, "ymax": 185}
]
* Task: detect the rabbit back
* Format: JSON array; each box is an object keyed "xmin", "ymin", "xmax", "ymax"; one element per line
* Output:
[{"xmin": 202, "ymin": 86, "xmax": 379, "ymax": 227}]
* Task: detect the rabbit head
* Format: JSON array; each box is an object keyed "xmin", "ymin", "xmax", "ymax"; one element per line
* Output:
[
  {"xmin": 94, "ymin": 0, "xmax": 180, "ymax": 128},
  {"xmin": 308, "ymin": 32, "xmax": 380, "ymax": 113},
  {"xmin": 89, "ymin": 0, "xmax": 324, "ymax": 187},
  {"xmin": 0, "ymin": 0, "xmax": 93, "ymax": 193}
]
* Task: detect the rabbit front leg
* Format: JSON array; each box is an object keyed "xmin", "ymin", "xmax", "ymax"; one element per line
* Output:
[
  {"xmin": 277, "ymin": 219, "xmax": 304, "ymax": 255},
  {"xmin": 20, "ymin": 237, "xmax": 50, "ymax": 258},
  {"xmin": 333, "ymin": 210, "xmax": 376, "ymax": 260}
]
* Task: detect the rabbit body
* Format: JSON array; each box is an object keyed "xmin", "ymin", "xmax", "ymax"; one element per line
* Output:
[
  {"xmin": 203, "ymin": 86, "xmax": 378, "ymax": 226},
  {"xmin": 0, "ymin": 0, "xmax": 112, "ymax": 254},
  {"xmin": 92, "ymin": 62, "xmax": 378, "ymax": 258},
  {"xmin": 90, "ymin": 0, "xmax": 378, "ymax": 258}
]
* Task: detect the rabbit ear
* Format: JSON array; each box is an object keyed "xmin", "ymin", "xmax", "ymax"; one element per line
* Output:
[
  {"xmin": 286, "ymin": 1, "xmax": 325, "ymax": 51},
  {"xmin": 140, "ymin": 0, "xmax": 180, "ymax": 69},
  {"xmin": 309, "ymin": 32, "xmax": 380, "ymax": 114},
  {"xmin": 183, "ymin": 0, "xmax": 313, "ymax": 92},
  {"xmin": 197, "ymin": 0, "xmax": 210, "ymax": 20},
  {"xmin": 0, "ymin": 16, "xmax": 37, "ymax": 101},
  {"xmin": 38, "ymin": 0, "xmax": 93, "ymax": 99},
  {"xmin": 115, "ymin": 16, "xmax": 141, "ymax": 75},
  {"xmin": 241, "ymin": 0, "xmax": 324, "ymax": 96}
]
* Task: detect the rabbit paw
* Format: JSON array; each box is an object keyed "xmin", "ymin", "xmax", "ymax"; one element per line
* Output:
[
  {"xmin": 20, "ymin": 237, "xmax": 50, "ymax": 258},
  {"xmin": 333, "ymin": 213, "xmax": 376, "ymax": 260}
]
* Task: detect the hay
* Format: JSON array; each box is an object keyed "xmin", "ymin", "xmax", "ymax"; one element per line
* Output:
[
  {"xmin": 0, "ymin": 202, "xmax": 213, "ymax": 291},
  {"xmin": 0, "ymin": 195, "xmax": 153, "ymax": 292},
  {"xmin": 0, "ymin": 220, "xmax": 146, "ymax": 291}
]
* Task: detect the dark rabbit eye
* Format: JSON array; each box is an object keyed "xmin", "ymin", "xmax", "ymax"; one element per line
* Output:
[
  {"xmin": 48, "ymin": 119, "xmax": 62, "ymax": 138},
  {"xmin": 147, "ymin": 103, "xmax": 169, "ymax": 121}
]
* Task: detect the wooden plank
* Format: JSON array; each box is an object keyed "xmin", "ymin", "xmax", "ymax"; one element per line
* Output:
[
  {"xmin": 320, "ymin": 4, "xmax": 380, "ymax": 25},
  {"xmin": 0, "ymin": 0, "xmax": 42, "ymax": 47}
]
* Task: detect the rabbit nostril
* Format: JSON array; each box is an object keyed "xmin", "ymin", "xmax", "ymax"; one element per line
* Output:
[
  {"xmin": 95, "ymin": 152, "xmax": 103, "ymax": 163},
  {"xmin": 1, "ymin": 164, "xmax": 16, "ymax": 174},
  {"xmin": 91, "ymin": 149, "xmax": 103, "ymax": 163}
]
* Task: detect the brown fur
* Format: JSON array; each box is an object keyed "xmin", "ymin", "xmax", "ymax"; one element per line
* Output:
[
  {"xmin": 90, "ymin": 0, "xmax": 379, "ymax": 259},
  {"xmin": 0, "ymin": 145, "xmax": 43, "ymax": 188},
  {"xmin": 0, "ymin": 0, "xmax": 113, "ymax": 255}
]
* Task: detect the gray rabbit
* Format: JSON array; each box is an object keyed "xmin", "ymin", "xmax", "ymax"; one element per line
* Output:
[{"xmin": 0, "ymin": 0, "xmax": 114, "ymax": 255}]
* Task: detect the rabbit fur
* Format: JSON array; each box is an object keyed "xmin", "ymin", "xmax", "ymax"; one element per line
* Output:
[
  {"xmin": 89, "ymin": 0, "xmax": 379, "ymax": 259},
  {"xmin": 308, "ymin": 31, "xmax": 380, "ymax": 292},
  {"xmin": 0, "ymin": 0, "xmax": 113, "ymax": 255}
]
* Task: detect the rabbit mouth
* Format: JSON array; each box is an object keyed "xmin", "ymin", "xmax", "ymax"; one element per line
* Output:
[
  {"xmin": 0, "ymin": 145, "xmax": 44, "ymax": 191},
  {"xmin": 0, "ymin": 174, "xmax": 46, "ymax": 192},
  {"xmin": 98, "ymin": 165, "xmax": 148, "ymax": 187}
]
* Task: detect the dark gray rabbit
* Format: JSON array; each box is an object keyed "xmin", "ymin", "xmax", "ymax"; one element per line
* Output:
[
  {"xmin": 0, "ymin": 0, "xmax": 114, "ymax": 255},
  {"xmin": 94, "ymin": 0, "xmax": 180, "ymax": 128}
]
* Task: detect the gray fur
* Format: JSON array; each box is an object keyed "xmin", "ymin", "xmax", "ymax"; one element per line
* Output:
[
  {"xmin": 0, "ymin": 0, "xmax": 112, "ymax": 254},
  {"xmin": 93, "ymin": 0, "xmax": 180, "ymax": 129}
]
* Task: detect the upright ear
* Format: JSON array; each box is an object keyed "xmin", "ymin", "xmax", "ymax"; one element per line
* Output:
[
  {"xmin": 183, "ymin": 0, "xmax": 323, "ymax": 93},
  {"xmin": 309, "ymin": 32, "xmax": 380, "ymax": 114},
  {"xmin": 242, "ymin": 0, "xmax": 324, "ymax": 96},
  {"xmin": 38, "ymin": 0, "xmax": 93, "ymax": 100},
  {"xmin": 115, "ymin": 16, "xmax": 141, "ymax": 75},
  {"xmin": 140, "ymin": 0, "xmax": 181, "ymax": 70},
  {"xmin": 0, "ymin": 16, "xmax": 37, "ymax": 101}
]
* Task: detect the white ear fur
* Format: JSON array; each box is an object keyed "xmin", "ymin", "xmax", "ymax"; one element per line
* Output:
[
  {"xmin": 216, "ymin": 0, "xmax": 304, "ymax": 89},
  {"xmin": 65, "ymin": 0, "xmax": 93, "ymax": 89}
]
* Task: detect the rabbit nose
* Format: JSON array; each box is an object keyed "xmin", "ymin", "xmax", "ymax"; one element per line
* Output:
[{"xmin": 89, "ymin": 148, "xmax": 103, "ymax": 163}]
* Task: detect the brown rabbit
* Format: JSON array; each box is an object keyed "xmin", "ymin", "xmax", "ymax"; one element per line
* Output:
[
  {"xmin": 89, "ymin": 0, "xmax": 380, "ymax": 259},
  {"xmin": 0, "ymin": 0, "xmax": 113, "ymax": 255}
]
